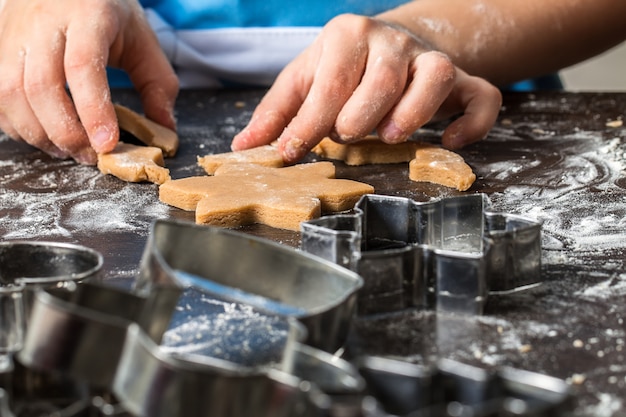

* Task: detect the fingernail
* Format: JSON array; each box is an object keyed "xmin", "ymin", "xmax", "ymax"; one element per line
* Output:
[
  {"xmin": 379, "ymin": 121, "xmax": 407, "ymax": 144},
  {"xmin": 47, "ymin": 147, "xmax": 69, "ymax": 160},
  {"xmin": 163, "ymin": 103, "xmax": 177, "ymax": 130},
  {"xmin": 282, "ymin": 137, "xmax": 306, "ymax": 163},
  {"xmin": 446, "ymin": 136, "xmax": 465, "ymax": 150},
  {"xmin": 445, "ymin": 128, "xmax": 468, "ymax": 149},
  {"xmin": 91, "ymin": 127, "xmax": 114, "ymax": 153},
  {"xmin": 74, "ymin": 147, "xmax": 98, "ymax": 165},
  {"xmin": 231, "ymin": 128, "xmax": 250, "ymax": 151}
]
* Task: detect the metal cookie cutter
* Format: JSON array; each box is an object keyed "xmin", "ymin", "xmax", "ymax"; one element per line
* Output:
[
  {"xmin": 17, "ymin": 220, "xmax": 366, "ymax": 416},
  {"xmin": 0, "ymin": 241, "xmax": 103, "ymax": 363},
  {"xmin": 135, "ymin": 219, "xmax": 364, "ymax": 353},
  {"xmin": 19, "ymin": 283, "xmax": 365, "ymax": 417},
  {"xmin": 358, "ymin": 356, "xmax": 572, "ymax": 417},
  {"xmin": 301, "ymin": 193, "xmax": 542, "ymax": 315},
  {"xmin": 0, "ymin": 241, "xmax": 104, "ymax": 416}
]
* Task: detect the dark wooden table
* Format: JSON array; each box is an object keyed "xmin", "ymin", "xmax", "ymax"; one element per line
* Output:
[{"xmin": 1, "ymin": 89, "xmax": 625, "ymax": 415}]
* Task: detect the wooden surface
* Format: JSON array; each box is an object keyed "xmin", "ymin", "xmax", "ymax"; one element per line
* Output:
[{"xmin": 1, "ymin": 89, "xmax": 626, "ymax": 415}]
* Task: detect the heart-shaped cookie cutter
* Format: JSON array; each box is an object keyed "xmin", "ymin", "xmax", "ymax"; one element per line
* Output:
[{"xmin": 301, "ymin": 193, "xmax": 542, "ymax": 315}]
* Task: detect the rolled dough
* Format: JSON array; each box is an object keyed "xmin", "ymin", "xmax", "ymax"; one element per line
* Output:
[{"xmin": 159, "ymin": 162, "xmax": 374, "ymax": 230}]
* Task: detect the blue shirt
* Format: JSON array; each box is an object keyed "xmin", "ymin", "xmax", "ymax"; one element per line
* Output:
[
  {"xmin": 109, "ymin": 1, "xmax": 562, "ymax": 91},
  {"xmin": 109, "ymin": 0, "xmax": 409, "ymax": 87},
  {"xmin": 140, "ymin": 0, "xmax": 404, "ymax": 29}
]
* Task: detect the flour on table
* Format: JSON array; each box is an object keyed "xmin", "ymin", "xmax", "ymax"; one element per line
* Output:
[
  {"xmin": 0, "ymin": 148, "xmax": 169, "ymax": 239},
  {"xmin": 478, "ymin": 131, "xmax": 626, "ymax": 261}
]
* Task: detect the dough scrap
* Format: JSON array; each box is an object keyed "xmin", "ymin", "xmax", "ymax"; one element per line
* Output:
[
  {"xmin": 312, "ymin": 136, "xmax": 425, "ymax": 165},
  {"xmin": 409, "ymin": 147, "xmax": 476, "ymax": 191},
  {"xmin": 197, "ymin": 144, "xmax": 283, "ymax": 175},
  {"xmin": 312, "ymin": 136, "xmax": 475, "ymax": 191},
  {"xmin": 159, "ymin": 162, "xmax": 374, "ymax": 231},
  {"xmin": 97, "ymin": 142, "xmax": 170, "ymax": 185},
  {"xmin": 114, "ymin": 104, "xmax": 179, "ymax": 157}
]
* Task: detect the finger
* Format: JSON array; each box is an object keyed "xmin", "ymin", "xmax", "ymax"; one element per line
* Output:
[
  {"xmin": 0, "ymin": 109, "xmax": 21, "ymax": 140},
  {"xmin": 377, "ymin": 51, "xmax": 456, "ymax": 144},
  {"xmin": 24, "ymin": 26, "xmax": 96, "ymax": 164},
  {"xmin": 0, "ymin": 47, "xmax": 68, "ymax": 159},
  {"xmin": 276, "ymin": 27, "xmax": 368, "ymax": 162},
  {"xmin": 441, "ymin": 75, "xmax": 502, "ymax": 149},
  {"xmin": 231, "ymin": 55, "xmax": 310, "ymax": 151},
  {"xmin": 332, "ymin": 46, "xmax": 408, "ymax": 141},
  {"xmin": 64, "ymin": 17, "xmax": 119, "ymax": 155},
  {"xmin": 121, "ymin": 14, "xmax": 179, "ymax": 131}
]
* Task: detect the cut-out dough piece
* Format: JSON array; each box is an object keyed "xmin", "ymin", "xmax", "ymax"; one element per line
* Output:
[
  {"xmin": 97, "ymin": 142, "xmax": 170, "ymax": 185},
  {"xmin": 312, "ymin": 136, "xmax": 426, "ymax": 165},
  {"xmin": 159, "ymin": 162, "xmax": 374, "ymax": 231},
  {"xmin": 197, "ymin": 144, "xmax": 283, "ymax": 175},
  {"xmin": 409, "ymin": 147, "xmax": 476, "ymax": 191},
  {"xmin": 114, "ymin": 104, "xmax": 179, "ymax": 157}
]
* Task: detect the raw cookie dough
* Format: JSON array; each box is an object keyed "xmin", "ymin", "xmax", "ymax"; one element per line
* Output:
[
  {"xmin": 312, "ymin": 136, "xmax": 425, "ymax": 165},
  {"xmin": 312, "ymin": 136, "xmax": 475, "ymax": 191},
  {"xmin": 197, "ymin": 144, "xmax": 283, "ymax": 175},
  {"xmin": 97, "ymin": 142, "xmax": 170, "ymax": 185},
  {"xmin": 114, "ymin": 104, "xmax": 179, "ymax": 157},
  {"xmin": 159, "ymin": 162, "xmax": 374, "ymax": 231},
  {"xmin": 409, "ymin": 147, "xmax": 476, "ymax": 191}
]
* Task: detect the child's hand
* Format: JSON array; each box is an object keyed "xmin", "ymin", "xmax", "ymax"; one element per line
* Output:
[
  {"xmin": 232, "ymin": 14, "xmax": 501, "ymax": 163},
  {"xmin": 0, "ymin": 0, "xmax": 178, "ymax": 164}
]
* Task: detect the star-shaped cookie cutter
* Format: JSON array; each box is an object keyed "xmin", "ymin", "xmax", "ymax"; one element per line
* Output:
[{"xmin": 301, "ymin": 193, "xmax": 542, "ymax": 315}]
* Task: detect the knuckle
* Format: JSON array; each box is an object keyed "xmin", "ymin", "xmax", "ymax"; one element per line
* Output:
[
  {"xmin": 0, "ymin": 75, "xmax": 23, "ymax": 102},
  {"xmin": 422, "ymin": 51, "xmax": 456, "ymax": 83},
  {"xmin": 23, "ymin": 72, "xmax": 52, "ymax": 98},
  {"xmin": 327, "ymin": 14, "xmax": 373, "ymax": 38},
  {"xmin": 371, "ymin": 64, "xmax": 405, "ymax": 96}
]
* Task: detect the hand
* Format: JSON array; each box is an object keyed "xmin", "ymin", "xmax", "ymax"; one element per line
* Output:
[
  {"xmin": 0, "ymin": 0, "xmax": 178, "ymax": 164},
  {"xmin": 232, "ymin": 14, "xmax": 502, "ymax": 164}
]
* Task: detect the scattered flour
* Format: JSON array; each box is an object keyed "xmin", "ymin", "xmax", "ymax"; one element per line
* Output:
[
  {"xmin": 161, "ymin": 287, "xmax": 290, "ymax": 367},
  {"xmin": 0, "ymin": 146, "xmax": 169, "ymax": 239},
  {"xmin": 479, "ymin": 132, "xmax": 626, "ymax": 259}
]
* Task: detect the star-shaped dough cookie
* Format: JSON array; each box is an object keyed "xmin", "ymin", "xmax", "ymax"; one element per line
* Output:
[
  {"xmin": 98, "ymin": 142, "xmax": 170, "ymax": 184},
  {"xmin": 159, "ymin": 162, "xmax": 374, "ymax": 230}
]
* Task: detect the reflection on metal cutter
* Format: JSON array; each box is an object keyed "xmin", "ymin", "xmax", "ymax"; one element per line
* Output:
[
  {"xmin": 358, "ymin": 356, "xmax": 572, "ymax": 416},
  {"xmin": 136, "ymin": 219, "xmax": 363, "ymax": 353},
  {"xmin": 301, "ymin": 193, "xmax": 542, "ymax": 315}
]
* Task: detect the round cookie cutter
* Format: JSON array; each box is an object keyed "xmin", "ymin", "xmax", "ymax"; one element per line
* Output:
[
  {"xmin": 0, "ymin": 241, "xmax": 103, "ymax": 333},
  {"xmin": 0, "ymin": 241, "xmax": 103, "ymax": 354},
  {"xmin": 0, "ymin": 241, "xmax": 103, "ymax": 415},
  {"xmin": 0, "ymin": 241, "xmax": 103, "ymax": 287}
]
